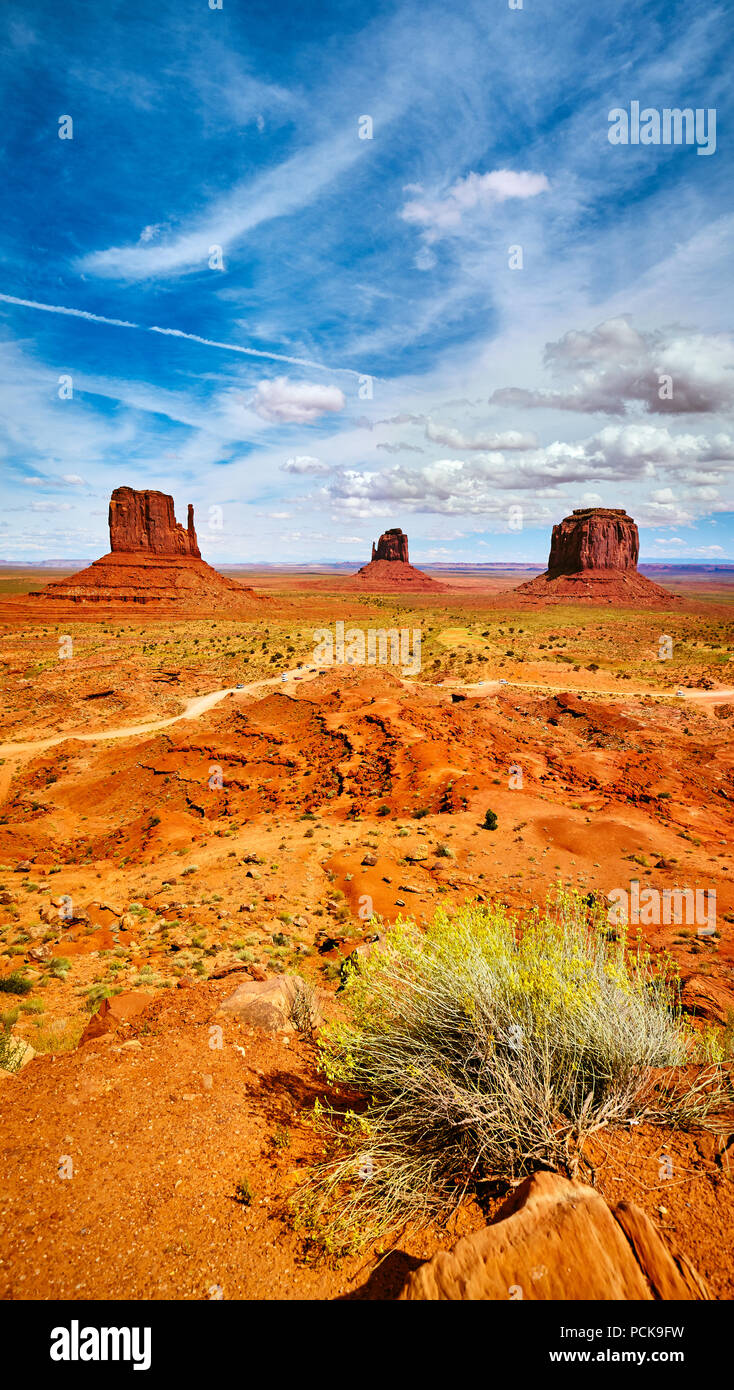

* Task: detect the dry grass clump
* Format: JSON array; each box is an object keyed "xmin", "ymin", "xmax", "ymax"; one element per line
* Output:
[{"xmin": 295, "ymin": 888, "xmax": 730, "ymax": 1254}]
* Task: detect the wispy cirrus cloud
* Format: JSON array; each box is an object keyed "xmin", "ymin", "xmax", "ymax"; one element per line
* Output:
[{"xmin": 77, "ymin": 132, "xmax": 376, "ymax": 281}]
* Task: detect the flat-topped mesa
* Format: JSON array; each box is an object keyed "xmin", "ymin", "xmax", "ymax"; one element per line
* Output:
[
  {"xmin": 109, "ymin": 486, "xmax": 201, "ymax": 558},
  {"xmin": 34, "ymin": 485, "xmax": 264, "ymax": 609},
  {"xmin": 371, "ymin": 528, "xmax": 409, "ymax": 564},
  {"xmin": 547, "ymin": 508, "xmax": 638, "ymax": 577},
  {"xmin": 514, "ymin": 505, "xmax": 678, "ymax": 606}
]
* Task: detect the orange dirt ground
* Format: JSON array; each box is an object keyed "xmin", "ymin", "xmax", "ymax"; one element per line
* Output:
[{"xmin": 0, "ymin": 567, "xmax": 733, "ymax": 1300}]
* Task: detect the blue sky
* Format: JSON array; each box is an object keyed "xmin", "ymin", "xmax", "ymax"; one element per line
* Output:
[{"xmin": 1, "ymin": 0, "xmax": 733, "ymax": 564}]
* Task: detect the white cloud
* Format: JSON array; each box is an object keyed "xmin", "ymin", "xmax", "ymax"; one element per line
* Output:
[
  {"xmin": 255, "ymin": 378, "xmax": 345, "ymax": 424},
  {"xmin": 281, "ymin": 454, "xmax": 332, "ymax": 474},
  {"xmin": 491, "ymin": 318, "xmax": 734, "ymax": 416},
  {"xmin": 401, "ymin": 169, "xmax": 550, "ymax": 242},
  {"xmin": 426, "ymin": 419, "xmax": 537, "ymax": 450},
  {"xmin": 321, "ymin": 422, "xmax": 734, "ymax": 520}
]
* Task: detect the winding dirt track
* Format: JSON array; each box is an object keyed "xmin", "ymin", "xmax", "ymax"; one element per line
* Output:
[
  {"xmin": 0, "ymin": 673, "xmax": 308, "ymax": 759},
  {"xmin": 1, "ymin": 669, "xmax": 733, "ymax": 765}
]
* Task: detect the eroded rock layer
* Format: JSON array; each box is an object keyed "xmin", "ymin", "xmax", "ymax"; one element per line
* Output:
[{"xmin": 399, "ymin": 1171, "xmax": 709, "ymax": 1300}]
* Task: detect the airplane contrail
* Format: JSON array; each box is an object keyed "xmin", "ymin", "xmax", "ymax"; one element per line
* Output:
[{"xmin": 0, "ymin": 293, "xmax": 366, "ymax": 379}]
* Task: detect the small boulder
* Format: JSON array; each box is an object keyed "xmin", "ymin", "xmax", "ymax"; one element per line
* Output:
[
  {"xmin": 399, "ymin": 1171, "xmax": 708, "ymax": 1301},
  {"xmin": 0, "ymin": 1037, "xmax": 35, "ymax": 1074},
  {"xmin": 680, "ymin": 974, "xmax": 733, "ymax": 1025},
  {"xmin": 79, "ymin": 991, "xmax": 154, "ymax": 1043},
  {"xmin": 216, "ymin": 973, "xmax": 321, "ymax": 1033}
]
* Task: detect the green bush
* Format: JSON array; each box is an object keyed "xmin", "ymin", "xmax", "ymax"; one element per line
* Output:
[
  {"xmin": 0, "ymin": 971, "xmax": 32, "ymax": 996},
  {"xmin": 298, "ymin": 890, "xmax": 729, "ymax": 1253},
  {"xmin": 483, "ymin": 808, "xmax": 498, "ymax": 830}
]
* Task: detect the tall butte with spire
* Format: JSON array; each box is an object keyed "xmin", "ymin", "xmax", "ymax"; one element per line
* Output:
[
  {"xmin": 516, "ymin": 507, "xmax": 678, "ymax": 606},
  {"xmin": 37, "ymin": 486, "xmax": 262, "ymax": 609},
  {"xmin": 345, "ymin": 527, "xmax": 446, "ymax": 591}
]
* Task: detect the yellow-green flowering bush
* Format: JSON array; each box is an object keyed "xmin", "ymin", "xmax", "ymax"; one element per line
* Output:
[{"xmin": 296, "ymin": 888, "xmax": 729, "ymax": 1254}]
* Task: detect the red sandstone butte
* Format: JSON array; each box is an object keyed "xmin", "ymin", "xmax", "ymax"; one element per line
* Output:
[
  {"xmin": 371, "ymin": 527, "xmax": 410, "ymax": 563},
  {"xmin": 548, "ymin": 507, "xmax": 638, "ymax": 575},
  {"xmin": 516, "ymin": 508, "xmax": 678, "ymax": 606},
  {"xmin": 346, "ymin": 528, "xmax": 446, "ymax": 591},
  {"xmin": 36, "ymin": 487, "xmax": 262, "ymax": 609},
  {"xmin": 109, "ymin": 486, "xmax": 201, "ymax": 558}
]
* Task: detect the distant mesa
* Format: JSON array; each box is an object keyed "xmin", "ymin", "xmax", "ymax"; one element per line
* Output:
[
  {"xmin": 516, "ymin": 508, "xmax": 679, "ymax": 606},
  {"xmin": 36, "ymin": 486, "xmax": 262, "ymax": 608},
  {"xmin": 346, "ymin": 528, "xmax": 446, "ymax": 591}
]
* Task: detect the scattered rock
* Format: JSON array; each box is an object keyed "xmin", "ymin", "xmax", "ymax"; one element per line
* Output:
[
  {"xmin": 27, "ymin": 945, "xmax": 51, "ymax": 962},
  {"xmin": 79, "ymin": 991, "xmax": 154, "ymax": 1044}
]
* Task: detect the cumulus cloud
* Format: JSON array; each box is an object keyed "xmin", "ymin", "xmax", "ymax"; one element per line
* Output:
[
  {"xmin": 491, "ymin": 318, "xmax": 734, "ymax": 417},
  {"xmin": 401, "ymin": 169, "xmax": 550, "ymax": 242},
  {"xmin": 253, "ymin": 377, "xmax": 345, "ymax": 424},
  {"xmin": 425, "ymin": 419, "xmax": 537, "ymax": 450},
  {"xmin": 321, "ymin": 423, "xmax": 734, "ymax": 518},
  {"xmin": 281, "ymin": 454, "xmax": 332, "ymax": 475}
]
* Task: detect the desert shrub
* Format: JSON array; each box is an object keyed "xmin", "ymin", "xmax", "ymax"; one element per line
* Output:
[
  {"xmin": 298, "ymin": 890, "xmax": 730, "ymax": 1253},
  {"xmin": 0, "ymin": 1024, "xmax": 22, "ymax": 1072},
  {"xmin": 288, "ymin": 977, "xmax": 317, "ymax": 1035},
  {"xmin": 48, "ymin": 956, "xmax": 71, "ymax": 979},
  {"xmin": 0, "ymin": 971, "xmax": 32, "ymax": 995},
  {"xmin": 483, "ymin": 808, "xmax": 498, "ymax": 830},
  {"xmin": 234, "ymin": 1176, "xmax": 253, "ymax": 1206},
  {"xmin": 84, "ymin": 983, "xmax": 114, "ymax": 1011}
]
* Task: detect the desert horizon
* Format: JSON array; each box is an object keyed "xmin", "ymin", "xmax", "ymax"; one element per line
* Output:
[{"xmin": 1, "ymin": 0, "xmax": 733, "ymax": 1364}]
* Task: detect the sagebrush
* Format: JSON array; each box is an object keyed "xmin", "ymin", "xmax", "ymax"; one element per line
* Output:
[{"xmin": 295, "ymin": 888, "xmax": 731, "ymax": 1253}]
